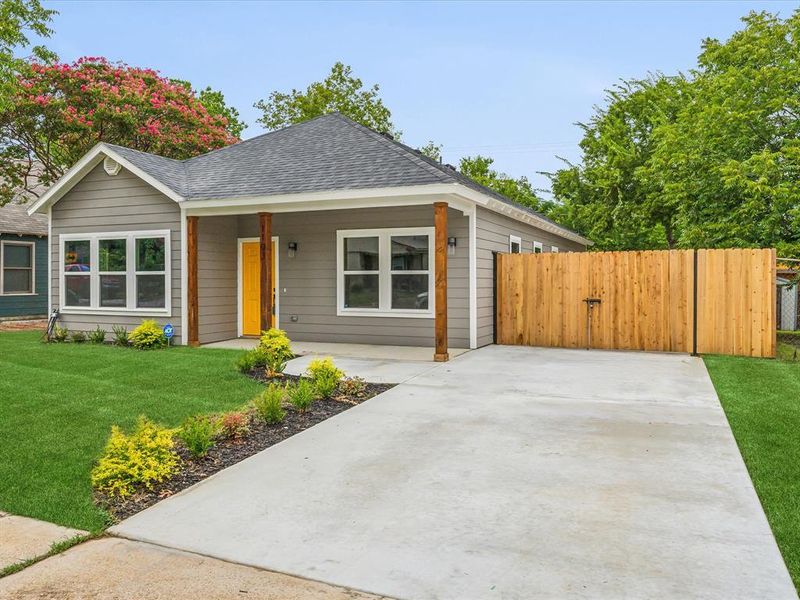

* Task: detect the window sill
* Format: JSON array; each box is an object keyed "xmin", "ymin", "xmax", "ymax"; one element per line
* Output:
[
  {"xmin": 0, "ymin": 292, "xmax": 37, "ymax": 296},
  {"xmin": 59, "ymin": 307, "xmax": 171, "ymax": 317},
  {"xmin": 337, "ymin": 308, "xmax": 434, "ymax": 319}
]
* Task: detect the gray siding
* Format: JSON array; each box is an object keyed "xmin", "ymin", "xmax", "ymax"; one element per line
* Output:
[
  {"xmin": 0, "ymin": 233, "xmax": 47, "ymax": 318},
  {"xmin": 235, "ymin": 205, "xmax": 469, "ymax": 348},
  {"xmin": 198, "ymin": 215, "xmax": 238, "ymax": 343},
  {"xmin": 476, "ymin": 207, "xmax": 587, "ymax": 347},
  {"xmin": 51, "ymin": 165, "xmax": 182, "ymax": 341}
]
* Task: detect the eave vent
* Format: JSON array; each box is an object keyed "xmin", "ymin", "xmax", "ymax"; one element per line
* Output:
[{"xmin": 103, "ymin": 156, "xmax": 122, "ymax": 176}]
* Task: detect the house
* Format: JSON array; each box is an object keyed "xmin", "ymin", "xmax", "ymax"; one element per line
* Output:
[
  {"xmin": 0, "ymin": 199, "xmax": 48, "ymax": 320},
  {"xmin": 28, "ymin": 113, "xmax": 591, "ymax": 358}
]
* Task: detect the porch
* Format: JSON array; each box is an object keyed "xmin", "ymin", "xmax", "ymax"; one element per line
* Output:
[{"xmin": 185, "ymin": 202, "xmax": 470, "ymax": 361}]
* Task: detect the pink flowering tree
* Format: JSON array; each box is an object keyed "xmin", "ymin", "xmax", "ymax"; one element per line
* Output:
[{"xmin": 0, "ymin": 57, "xmax": 240, "ymax": 204}]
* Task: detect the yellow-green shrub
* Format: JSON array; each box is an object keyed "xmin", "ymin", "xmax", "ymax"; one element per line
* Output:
[
  {"xmin": 306, "ymin": 357, "xmax": 344, "ymax": 398},
  {"xmin": 91, "ymin": 416, "xmax": 180, "ymax": 497},
  {"xmin": 129, "ymin": 319, "xmax": 167, "ymax": 350},
  {"xmin": 258, "ymin": 328, "xmax": 294, "ymax": 375}
]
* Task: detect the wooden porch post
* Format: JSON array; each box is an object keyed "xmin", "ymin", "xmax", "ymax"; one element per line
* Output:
[
  {"xmin": 259, "ymin": 212, "xmax": 273, "ymax": 333},
  {"xmin": 187, "ymin": 215, "xmax": 199, "ymax": 347},
  {"xmin": 434, "ymin": 202, "xmax": 449, "ymax": 361}
]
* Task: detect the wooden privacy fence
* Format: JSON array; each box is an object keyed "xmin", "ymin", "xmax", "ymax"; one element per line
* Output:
[{"xmin": 495, "ymin": 248, "xmax": 776, "ymax": 358}]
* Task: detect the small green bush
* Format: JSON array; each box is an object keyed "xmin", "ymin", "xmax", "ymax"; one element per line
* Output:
[
  {"xmin": 338, "ymin": 376, "xmax": 367, "ymax": 397},
  {"xmin": 287, "ymin": 379, "xmax": 316, "ymax": 413},
  {"xmin": 129, "ymin": 319, "xmax": 167, "ymax": 350},
  {"xmin": 253, "ymin": 383, "xmax": 286, "ymax": 423},
  {"xmin": 91, "ymin": 416, "xmax": 180, "ymax": 498},
  {"xmin": 307, "ymin": 357, "xmax": 344, "ymax": 398},
  {"xmin": 52, "ymin": 325, "xmax": 68, "ymax": 343},
  {"xmin": 88, "ymin": 326, "xmax": 106, "ymax": 344},
  {"xmin": 177, "ymin": 415, "xmax": 220, "ymax": 458},
  {"xmin": 219, "ymin": 411, "xmax": 250, "ymax": 438},
  {"xmin": 236, "ymin": 351, "xmax": 257, "ymax": 374},
  {"xmin": 111, "ymin": 325, "xmax": 129, "ymax": 347},
  {"xmin": 259, "ymin": 328, "xmax": 294, "ymax": 376},
  {"xmin": 70, "ymin": 330, "xmax": 87, "ymax": 343}
]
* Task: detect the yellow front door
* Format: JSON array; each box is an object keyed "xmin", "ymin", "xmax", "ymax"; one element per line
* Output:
[{"xmin": 241, "ymin": 240, "xmax": 276, "ymax": 336}]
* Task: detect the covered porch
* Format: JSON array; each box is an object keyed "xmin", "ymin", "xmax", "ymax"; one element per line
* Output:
[{"xmin": 184, "ymin": 200, "xmax": 471, "ymax": 362}]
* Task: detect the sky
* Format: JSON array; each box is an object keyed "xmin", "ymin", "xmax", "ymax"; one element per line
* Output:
[{"xmin": 39, "ymin": 0, "xmax": 799, "ymax": 193}]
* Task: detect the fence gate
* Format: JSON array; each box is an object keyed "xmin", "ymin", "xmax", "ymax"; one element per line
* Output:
[{"xmin": 495, "ymin": 249, "xmax": 776, "ymax": 358}]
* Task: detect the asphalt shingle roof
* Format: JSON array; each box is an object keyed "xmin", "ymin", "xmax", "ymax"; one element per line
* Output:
[
  {"xmin": 0, "ymin": 199, "xmax": 48, "ymax": 236},
  {"xmin": 104, "ymin": 113, "xmax": 585, "ymax": 240}
]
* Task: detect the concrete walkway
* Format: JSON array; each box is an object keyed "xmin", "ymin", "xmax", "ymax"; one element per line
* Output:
[
  {"xmin": 0, "ymin": 538, "xmax": 389, "ymax": 600},
  {"xmin": 112, "ymin": 346, "xmax": 796, "ymax": 599},
  {"xmin": 0, "ymin": 512, "xmax": 85, "ymax": 570}
]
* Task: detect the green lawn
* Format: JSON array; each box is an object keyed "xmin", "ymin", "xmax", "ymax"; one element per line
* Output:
[
  {"xmin": 704, "ymin": 351, "xmax": 800, "ymax": 589},
  {"xmin": 0, "ymin": 331, "xmax": 261, "ymax": 532}
]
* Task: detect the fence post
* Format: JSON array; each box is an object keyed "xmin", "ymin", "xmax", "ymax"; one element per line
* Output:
[
  {"xmin": 492, "ymin": 251, "xmax": 498, "ymax": 345},
  {"xmin": 692, "ymin": 249, "xmax": 698, "ymax": 356}
]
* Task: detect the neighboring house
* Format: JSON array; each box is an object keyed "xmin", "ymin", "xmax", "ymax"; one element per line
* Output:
[
  {"xmin": 0, "ymin": 199, "xmax": 48, "ymax": 319},
  {"xmin": 29, "ymin": 113, "xmax": 591, "ymax": 357}
]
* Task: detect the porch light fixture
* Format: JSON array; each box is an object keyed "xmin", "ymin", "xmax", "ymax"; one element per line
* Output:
[
  {"xmin": 447, "ymin": 237, "xmax": 457, "ymax": 256},
  {"xmin": 288, "ymin": 241, "xmax": 298, "ymax": 258}
]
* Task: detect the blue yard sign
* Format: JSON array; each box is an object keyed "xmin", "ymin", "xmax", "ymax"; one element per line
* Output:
[{"xmin": 163, "ymin": 323, "xmax": 174, "ymax": 341}]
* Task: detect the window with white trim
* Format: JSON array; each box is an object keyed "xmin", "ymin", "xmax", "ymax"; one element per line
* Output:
[
  {"xmin": 61, "ymin": 231, "xmax": 170, "ymax": 312},
  {"xmin": 551, "ymin": 246, "xmax": 559, "ymax": 253},
  {"xmin": 337, "ymin": 228, "xmax": 434, "ymax": 317},
  {"xmin": 509, "ymin": 235, "xmax": 522, "ymax": 254},
  {"xmin": 1, "ymin": 241, "xmax": 35, "ymax": 295},
  {"xmin": 533, "ymin": 241, "xmax": 543, "ymax": 254}
]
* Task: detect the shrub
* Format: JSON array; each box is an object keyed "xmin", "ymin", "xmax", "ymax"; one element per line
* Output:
[
  {"xmin": 220, "ymin": 411, "xmax": 249, "ymax": 439},
  {"xmin": 259, "ymin": 328, "xmax": 294, "ymax": 376},
  {"xmin": 236, "ymin": 351, "xmax": 257, "ymax": 374},
  {"xmin": 177, "ymin": 415, "xmax": 220, "ymax": 458},
  {"xmin": 91, "ymin": 416, "xmax": 180, "ymax": 498},
  {"xmin": 287, "ymin": 378, "xmax": 316, "ymax": 413},
  {"xmin": 253, "ymin": 383, "xmax": 286, "ymax": 423},
  {"xmin": 129, "ymin": 319, "xmax": 167, "ymax": 350},
  {"xmin": 111, "ymin": 324, "xmax": 129, "ymax": 346},
  {"xmin": 88, "ymin": 326, "xmax": 106, "ymax": 344},
  {"xmin": 52, "ymin": 325, "xmax": 68, "ymax": 342},
  {"xmin": 307, "ymin": 357, "xmax": 344, "ymax": 398},
  {"xmin": 338, "ymin": 376, "xmax": 367, "ymax": 398},
  {"xmin": 70, "ymin": 330, "xmax": 87, "ymax": 343}
]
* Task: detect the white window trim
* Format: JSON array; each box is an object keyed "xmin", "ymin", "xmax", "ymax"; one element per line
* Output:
[
  {"xmin": 336, "ymin": 227, "xmax": 435, "ymax": 318},
  {"xmin": 533, "ymin": 241, "xmax": 543, "ymax": 254},
  {"xmin": 509, "ymin": 235, "xmax": 522, "ymax": 254},
  {"xmin": 59, "ymin": 230, "xmax": 171, "ymax": 316},
  {"xmin": 0, "ymin": 240, "xmax": 36, "ymax": 296},
  {"xmin": 551, "ymin": 246, "xmax": 559, "ymax": 253}
]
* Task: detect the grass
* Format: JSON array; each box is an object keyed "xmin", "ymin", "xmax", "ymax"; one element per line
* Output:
[
  {"xmin": 0, "ymin": 331, "xmax": 261, "ymax": 532},
  {"xmin": 704, "ymin": 350, "xmax": 800, "ymax": 589}
]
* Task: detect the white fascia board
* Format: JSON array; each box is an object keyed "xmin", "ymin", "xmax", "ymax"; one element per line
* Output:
[
  {"xmin": 182, "ymin": 185, "xmax": 475, "ymax": 217},
  {"xmin": 28, "ymin": 144, "xmax": 184, "ymax": 215},
  {"xmin": 448, "ymin": 184, "xmax": 593, "ymax": 247}
]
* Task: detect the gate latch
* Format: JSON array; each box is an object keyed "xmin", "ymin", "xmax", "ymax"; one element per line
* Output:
[{"xmin": 583, "ymin": 297, "xmax": 602, "ymax": 308}]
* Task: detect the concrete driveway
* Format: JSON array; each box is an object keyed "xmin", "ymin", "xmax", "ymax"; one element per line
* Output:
[{"xmin": 112, "ymin": 346, "xmax": 796, "ymax": 599}]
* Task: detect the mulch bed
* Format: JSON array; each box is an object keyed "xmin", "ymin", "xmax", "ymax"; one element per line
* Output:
[{"xmin": 97, "ymin": 373, "xmax": 394, "ymax": 523}]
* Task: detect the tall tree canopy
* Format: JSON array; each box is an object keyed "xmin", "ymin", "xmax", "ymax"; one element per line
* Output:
[
  {"xmin": 255, "ymin": 62, "xmax": 398, "ymax": 137},
  {"xmin": 172, "ymin": 79, "xmax": 246, "ymax": 138},
  {"xmin": 461, "ymin": 155, "xmax": 551, "ymax": 214},
  {"xmin": 0, "ymin": 57, "xmax": 240, "ymax": 204},
  {"xmin": 0, "ymin": 0, "xmax": 55, "ymax": 111},
  {"xmin": 550, "ymin": 10, "xmax": 800, "ymax": 255}
]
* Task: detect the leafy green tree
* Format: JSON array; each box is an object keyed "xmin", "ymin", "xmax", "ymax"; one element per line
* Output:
[
  {"xmin": 460, "ymin": 155, "xmax": 551, "ymax": 214},
  {"xmin": 0, "ymin": 0, "xmax": 56, "ymax": 110},
  {"xmin": 418, "ymin": 140, "xmax": 442, "ymax": 162},
  {"xmin": 551, "ymin": 10, "xmax": 800, "ymax": 255},
  {"xmin": 255, "ymin": 62, "xmax": 398, "ymax": 137},
  {"xmin": 172, "ymin": 79, "xmax": 246, "ymax": 138}
]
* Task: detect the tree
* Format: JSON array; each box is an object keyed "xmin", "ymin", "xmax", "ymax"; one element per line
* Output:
[
  {"xmin": 460, "ymin": 155, "xmax": 552, "ymax": 214},
  {"xmin": 0, "ymin": 0, "xmax": 56, "ymax": 111},
  {"xmin": 418, "ymin": 140, "xmax": 442, "ymax": 163},
  {"xmin": 255, "ymin": 62, "xmax": 398, "ymax": 137},
  {"xmin": 0, "ymin": 57, "xmax": 239, "ymax": 204},
  {"xmin": 547, "ymin": 75, "xmax": 687, "ymax": 250},
  {"xmin": 172, "ymin": 79, "xmax": 246, "ymax": 138},
  {"xmin": 550, "ymin": 10, "xmax": 800, "ymax": 255}
]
